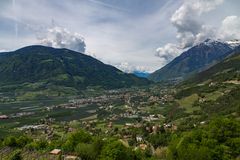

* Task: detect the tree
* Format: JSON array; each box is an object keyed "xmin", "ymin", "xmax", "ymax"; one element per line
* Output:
[
  {"xmin": 26, "ymin": 139, "xmax": 48, "ymax": 150},
  {"xmin": 75, "ymin": 143, "xmax": 96, "ymax": 160},
  {"xmin": 62, "ymin": 130, "xmax": 92, "ymax": 152},
  {"xmin": 148, "ymin": 133, "xmax": 170, "ymax": 148},
  {"xmin": 10, "ymin": 150, "xmax": 22, "ymax": 160},
  {"xmin": 16, "ymin": 136, "xmax": 32, "ymax": 147},
  {"xmin": 100, "ymin": 140, "xmax": 134, "ymax": 160},
  {"xmin": 92, "ymin": 137, "xmax": 104, "ymax": 156},
  {"xmin": 3, "ymin": 136, "xmax": 17, "ymax": 147},
  {"xmin": 167, "ymin": 117, "xmax": 240, "ymax": 160}
]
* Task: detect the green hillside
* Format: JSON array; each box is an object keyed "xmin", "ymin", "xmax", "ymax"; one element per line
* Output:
[
  {"xmin": 173, "ymin": 49, "xmax": 240, "ymax": 121},
  {"xmin": 186, "ymin": 50, "xmax": 240, "ymax": 84},
  {"xmin": 0, "ymin": 46, "xmax": 150, "ymax": 100}
]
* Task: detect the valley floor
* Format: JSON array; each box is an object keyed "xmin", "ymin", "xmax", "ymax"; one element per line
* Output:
[{"xmin": 0, "ymin": 82, "xmax": 239, "ymax": 159}]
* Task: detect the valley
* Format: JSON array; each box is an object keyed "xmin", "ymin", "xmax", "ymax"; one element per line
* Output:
[
  {"xmin": 1, "ymin": 0, "xmax": 240, "ymax": 159},
  {"xmin": 0, "ymin": 69, "xmax": 239, "ymax": 159},
  {"xmin": 0, "ymin": 41, "xmax": 239, "ymax": 160}
]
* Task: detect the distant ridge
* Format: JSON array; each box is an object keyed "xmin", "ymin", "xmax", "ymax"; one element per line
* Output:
[
  {"xmin": 133, "ymin": 71, "xmax": 150, "ymax": 78},
  {"xmin": 149, "ymin": 39, "xmax": 237, "ymax": 82}
]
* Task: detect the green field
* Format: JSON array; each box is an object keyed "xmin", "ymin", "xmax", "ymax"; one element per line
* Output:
[{"xmin": 177, "ymin": 93, "xmax": 200, "ymax": 113}]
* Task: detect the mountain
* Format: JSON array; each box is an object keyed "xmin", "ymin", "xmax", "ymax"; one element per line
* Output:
[
  {"xmin": 226, "ymin": 39, "xmax": 240, "ymax": 49},
  {"xmin": 149, "ymin": 39, "xmax": 235, "ymax": 82},
  {"xmin": 0, "ymin": 45, "xmax": 150, "ymax": 90},
  {"xmin": 185, "ymin": 46, "xmax": 240, "ymax": 84},
  {"xmin": 133, "ymin": 71, "xmax": 150, "ymax": 78},
  {"xmin": 174, "ymin": 46, "xmax": 240, "ymax": 118}
]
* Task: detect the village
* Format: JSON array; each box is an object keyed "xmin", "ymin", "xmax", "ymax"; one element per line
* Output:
[
  {"xmin": 0, "ymin": 85, "xmax": 188, "ymax": 160},
  {"xmin": 0, "ymin": 86, "xmax": 182, "ymax": 159}
]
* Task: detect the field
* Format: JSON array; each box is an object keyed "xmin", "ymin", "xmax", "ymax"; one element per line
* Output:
[
  {"xmin": 177, "ymin": 94, "xmax": 200, "ymax": 113},
  {"xmin": 0, "ymin": 97, "xmax": 100, "ymax": 138}
]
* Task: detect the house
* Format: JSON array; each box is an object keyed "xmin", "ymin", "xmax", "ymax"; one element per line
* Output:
[
  {"xmin": 172, "ymin": 124, "xmax": 178, "ymax": 131},
  {"xmin": 152, "ymin": 125, "xmax": 159, "ymax": 133},
  {"xmin": 0, "ymin": 115, "xmax": 8, "ymax": 119},
  {"xmin": 50, "ymin": 149, "xmax": 61, "ymax": 155},
  {"xmin": 139, "ymin": 144, "xmax": 148, "ymax": 150},
  {"xmin": 108, "ymin": 122, "xmax": 113, "ymax": 128},
  {"xmin": 18, "ymin": 124, "xmax": 47, "ymax": 131},
  {"xmin": 125, "ymin": 123, "xmax": 133, "ymax": 127},
  {"xmin": 209, "ymin": 82, "xmax": 216, "ymax": 87},
  {"xmin": 64, "ymin": 155, "xmax": 81, "ymax": 160},
  {"xmin": 200, "ymin": 121, "xmax": 206, "ymax": 125},
  {"xmin": 136, "ymin": 135, "xmax": 143, "ymax": 142}
]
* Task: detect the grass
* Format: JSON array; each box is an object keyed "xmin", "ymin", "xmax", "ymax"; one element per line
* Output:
[
  {"xmin": 204, "ymin": 91, "xmax": 223, "ymax": 101},
  {"xmin": 80, "ymin": 114, "xmax": 97, "ymax": 121},
  {"xmin": 177, "ymin": 93, "xmax": 200, "ymax": 113},
  {"xmin": 0, "ymin": 97, "xmax": 100, "ymax": 137},
  {"xmin": 96, "ymin": 122, "xmax": 107, "ymax": 130}
]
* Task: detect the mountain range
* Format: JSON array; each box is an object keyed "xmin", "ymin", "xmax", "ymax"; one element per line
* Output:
[
  {"xmin": 133, "ymin": 71, "xmax": 150, "ymax": 78},
  {"xmin": 185, "ymin": 45, "xmax": 240, "ymax": 85},
  {"xmin": 0, "ymin": 45, "xmax": 150, "ymax": 91},
  {"xmin": 149, "ymin": 39, "xmax": 240, "ymax": 82},
  {"xmin": 1, "ymin": 38, "xmax": 239, "ymax": 94}
]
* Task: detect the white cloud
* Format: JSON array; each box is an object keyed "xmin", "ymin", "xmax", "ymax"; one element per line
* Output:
[
  {"xmin": 171, "ymin": 0, "xmax": 223, "ymax": 48},
  {"xmin": 155, "ymin": 43, "xmax": 182, "ymax": 63},
  {"xmin": 1, "ymin": 0, "xmax": 239, "ymax": 72},
  {"xmin": 191, "ymin": 0, "xmax": 224, "ymax": 14},
  {"xmin": 114, "ymin": 62, "xmax": 151, "ymax": 73},
  {"xmin": 219, "ymin": 15, "xmax": 240, "ymax": 40},
  {"xmin": 0, "ymin": 0, "xmax": 179, "ymax": 72},
  {"xmin": 38, "ymin": 26, "xmax": 86, "ymax": 53},
  {"xmin": 155, "ymin": 0, "xmax": 224, "ymax": 64},
  {"xmin": 195, "ymin": 25, "xmax": 217, "ymax": 43}
]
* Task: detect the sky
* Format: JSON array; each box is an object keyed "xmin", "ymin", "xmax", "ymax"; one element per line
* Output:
[{"xmin": 0, "ymin": 0, "xmax": 240, "ymax": 73}]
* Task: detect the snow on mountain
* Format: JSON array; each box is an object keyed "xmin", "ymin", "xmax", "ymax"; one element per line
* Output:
[
  {"xmin": 225, "ymin": 39, "xmax": 240, "ymax": 48},
  {"xmin": 149, "ymin": 38, "xmax": 233, "ymax": 82}
]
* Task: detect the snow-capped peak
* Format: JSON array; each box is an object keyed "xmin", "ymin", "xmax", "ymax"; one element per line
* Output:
[
  {"xmin": 203, "ymin": 38, "xmax": 226, "ymax": 45},
  {"xmin": 203, "ymin": 38, "xmax": 218, "ymax": 43},
  {"xmin": 225, "ymin": 39, "xmax": 240, "ymax": 48},
  {"xmin": 195, "ymin": 38, "xmax": 223, "ymax": 47},
  {"xmin": 195, "ymin": 38, "xmax": 240, "ymax": 49}
]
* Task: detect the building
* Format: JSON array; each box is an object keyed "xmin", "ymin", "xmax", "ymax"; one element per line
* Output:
[
  {"xmin": 0, "ymin": 115, "xmax": 8, "ymax": 119},
  {"xmin": 63, "ymin": 155, "xmax": 81, "ymax": 160},
  {"xmin": 50, "ymin": 149, "xmax": 61, "ymax": 155},
  {"xmin": 139, "ymin": 144, "xmax": 148, "ymax": 150},
  {"xmin": 136, "ymin": 135, "xmax": 143, "ymax": 142}
]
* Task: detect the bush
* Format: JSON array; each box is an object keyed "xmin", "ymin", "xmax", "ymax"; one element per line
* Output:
[
  {"xmin": 3, "ymin": 136, "xmax": 17, "ymax": 147},
  {"xmin": 26, "ymin": 139, "xmax": 48, "ymax": 150},
  {"xmin": 100, "ymin": 140, "xmax": 134, "ymax": 160},
  {"xmin": 16, "ymin": 136, "xmax": 32, "ymax": 147},
  {"xmin": 3, "ymin": 136, "xmax": 32, "ymax": 148},
  {"xmin": 148, "ymin": 133, "xmax": 171, "ymax": 148},
  {"xmin": 167, "ymin": 117, "xmax": 240, "ymax": 160},
  {"xmin": 62, "ymin": 130, "xmax": 92, "ymax": 152},
  {"xmin": 75, "ymin": 143, "xmax": 96, "ymax": 160},
  {"xmin": 10, "ymin": 150, "xmax": 22, "ymax": 160}
]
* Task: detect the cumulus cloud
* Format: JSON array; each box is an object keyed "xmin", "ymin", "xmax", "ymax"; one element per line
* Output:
[
  {"xmin": 114, "ymin": 62, "xmax": 150, "ymax": 73},
  {"xmin": 219, "ymin": 16, "xmax": 240, "ymax": 40},
  {"xmin": 38, "ymin": 26, "xmax": 86, "ymax": 53},
  {"xmin": 190, "ymin": 0, "xmax": 224, "ymax": 14},
  {"xmin": 155, "ymin": 0, "xmax": 224, "ymax": 63},
  {"xmin": 155, "ymin": 43, "xmax": 181, "ymax": 62},
  {"xmin": 171, "ymin": 0, "xmax": 223, "ymax": 48},
  {"xmin": 195, "ymin": 25, "xmax": 217, "ymax": 43}
]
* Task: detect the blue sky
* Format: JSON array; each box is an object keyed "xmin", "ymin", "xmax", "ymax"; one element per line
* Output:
[{"xmin": 0, "ymin": 0, "xmax": 240, "ymax": 72}]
